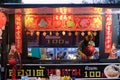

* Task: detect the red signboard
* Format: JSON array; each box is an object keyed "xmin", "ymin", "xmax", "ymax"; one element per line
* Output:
[
  {"xmin": 24, "ymin": 15, "xmax": 102, "ymax": 31},
  {"xmin": 104, "ymin": 9, "xmax": 112, "ymax": 53},
  {"xmin": 15, "ymin": 14, "xmax": 22, "ymax": 53}
]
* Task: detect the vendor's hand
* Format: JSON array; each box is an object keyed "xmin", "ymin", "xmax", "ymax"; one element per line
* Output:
[{"xmin": 78, "ymin": 51, "xmax": 87, "ymax": 60}]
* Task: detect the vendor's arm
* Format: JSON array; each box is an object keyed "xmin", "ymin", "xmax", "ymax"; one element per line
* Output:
[{"xmin": 78, "ymin": 40, "xmax": 87, "ymax": 60}]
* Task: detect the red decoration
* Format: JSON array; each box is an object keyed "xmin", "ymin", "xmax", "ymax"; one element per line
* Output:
[
  {"xmin": 104, "ymin": 9, "xmax": 112, "ymax": 53},
  {"xmin": 24, "ymin": 15, "xmax": 102, "ymax": 31},
  {"xmin": 84, "ymin": 45, "xmax": 95, "ymax": 56},
  {"xmin": 15, "ymin": 14, "xmax": 22, "ymax": 53},
  {"xmin": 0, "ymin": 12, "xmax": 7, "ymax": 29}
]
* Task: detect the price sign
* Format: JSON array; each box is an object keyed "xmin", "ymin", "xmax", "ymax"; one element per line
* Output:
[{"xmin": 7, "ymin": 63, "xmax": 120, "ymax": 79}]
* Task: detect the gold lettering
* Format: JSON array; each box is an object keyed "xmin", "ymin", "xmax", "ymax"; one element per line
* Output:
[
  {"xmin": 39, "ymin": 66, "xmax": 45, "ymax": 69},
  {"xmin": 33, "ymin": 69, "xmax": 35, "ymax": 76},
  {"xmin": 21, "ymin": 70, "xmax": 24, "ymax": 76},
  {"xmin": 36, "ymin": 70, "xmax": 44, "ymax": 76},
  {"xmin": 25, "ymin": 69, "xmax": 31, "ymax": 76},
  {"xmin": 17, "ymin": 71, "xmax": 22, "ymax": 76},
  {"xmin": 9, "ymin": 69, "xmax": 12, "ymax": 77}
]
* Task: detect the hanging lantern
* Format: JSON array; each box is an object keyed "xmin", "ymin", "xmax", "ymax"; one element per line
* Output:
[
  {"xmin": 43, "ymin": 32, "xmax": 47, "ymax": 36},
  {"xmin": 0, "ymin": 12, "xmax": 7, "ymax": 29},
  {"xmin": 62, "ymin": 31, "xmax": 66, "ymax": 36},
  {"xmin": 36, "ymin": 31, "xmax": 40, "ymax": 36},
  {"xmin": 93, "ymin": 31, "xmax": 97, "ymax": 36},
  {"xmin": 75, "ymin": 31, "xmax": 78, "ymax": 36},
  {"xmin": 68, "ymin": 32, "xmax": 72, "ymax": 36},
  {"xmin": 50, "ymin": 31, "xmax": 52, "ymax": 36},
  {"xmin": 81, "ymin": 32, "xmax": 85, "ymax": 36},
  {"xmin": 56, "ymin": 32, "xmax": 59, "ymax": 36},
  {"xmin": 88, "ymin": 31, "xmax": 91, "ymax": 36},
  {"xmin": 30, "ymin": 31, "xmax": 34, "ymax": 36}
]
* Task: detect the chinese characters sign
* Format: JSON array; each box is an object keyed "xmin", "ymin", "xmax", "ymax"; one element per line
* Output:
[
  {"xmin": 104, "ymin": 9, "xmax": 112, "ymax": 53},
  {"xmin": 15, "ymin": 14, "xmax": 22, "ymax": 53}
]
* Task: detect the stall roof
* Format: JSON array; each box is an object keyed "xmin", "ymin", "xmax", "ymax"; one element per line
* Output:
[
  {"xmin": 0, "ymin": 3, "xmax": 120, "ymax": 15},
  {"xmin": 0, "ymin": 3, "xmax": 120, "ymax": 8}
]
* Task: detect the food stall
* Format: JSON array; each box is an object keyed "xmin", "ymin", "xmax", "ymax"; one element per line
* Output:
[{"xmin": 0, "ymin": 3, "xmax": 120, "ymax": 80}]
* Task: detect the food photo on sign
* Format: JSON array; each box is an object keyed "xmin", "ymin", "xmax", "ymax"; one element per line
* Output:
[{"xmin": 104, "ymin": 64, "xmax": 120, "ymax": 79}]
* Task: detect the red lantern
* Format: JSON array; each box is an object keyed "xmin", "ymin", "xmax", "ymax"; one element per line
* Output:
[{"xmin": 0, "ymin": 12, "xmax": 7, "ymax": 29}]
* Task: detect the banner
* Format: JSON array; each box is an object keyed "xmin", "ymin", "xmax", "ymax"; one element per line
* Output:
[
  {"xmin": 15, "ymin": 14, "xmax": 22, "ymax": 53},
  {"xmin": 24, "ymin": 15, "xmax": 102, "ymax": 31},
  {"xmin": 104, "ymin": 9, "xmax": 112, "ymax": 53},
  {"xmin": 7, "ymin": 63, "xmax": 120, "ymax": 80}
]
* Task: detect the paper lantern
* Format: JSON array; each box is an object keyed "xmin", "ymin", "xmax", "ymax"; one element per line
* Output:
[
  {"xmin": 56, "ymin": 32, "xmax": 59, "ymax": 36},
  {"xmin": 36, "ymin": 31, "xmax": 40, "ymax": 36},
  {"xmin": 75, "ymin": 31, "xmax": 78, "ymax": 36},
  {"xmin": 88, "ymin": 31, "xmax": 91, "ymax": 35},
  {"xmin": 93, "ymin": 32, "xmax": 97, "ymax": 36},
  {"xmin": 81, "ymin": 32, "xmax": 85, "ymax": 36},
  {"xmin": 43, "ymin": 32, "xmax": 47, "ymax": 36},
  {"xmin": 49, "ymin": 31, "xmax": 52, "ymax": 36},
  {"xmin": 30, "ymin": 31, "xmax": 34, "ymax": 36},
  {"xmin": 0, "ymin": 12, "xmax": 7, "ymax": 29},
  {"xmin": 62, "ymin": 31, "xmax": 66, "ymax": 36},
  {"xmin": 68, "ymin": 32, "xmax": 72, "ymax": 36}
]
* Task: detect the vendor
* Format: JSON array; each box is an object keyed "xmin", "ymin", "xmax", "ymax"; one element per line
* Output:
[{"xmin": 77, "ymin": 33, "xmax": 95, "ymax": 60}]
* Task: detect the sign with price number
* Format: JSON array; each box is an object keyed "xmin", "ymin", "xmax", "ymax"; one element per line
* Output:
[{"xmin": 7, "ymin": 63, "xmax": 120, "ymax": 79}]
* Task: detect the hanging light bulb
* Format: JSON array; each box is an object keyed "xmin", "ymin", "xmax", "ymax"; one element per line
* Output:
[
  {"xmin": 62, "ymin": 31, "xmax": 66, "ymax": 36},
  {"xmin": 88, "ymin": 31, "xmax": 91, "ymax": 36},
  {"xmin": 50, "ymin": 31, "xmax": 52, "ymax": 36},
  {"xmin": 75, "ymin": 31, "xmax": 78, "ymax": 36},
  {"xmin": 30, "ymin": 31, "xmax": 34, "ymax": 36},
  {"xmin": 36, "ymin": 31, "xmax": 40, "ymax": 36},
  {"xmin": 56, "ymin": 32, "xmax": 59, "ymax": 36},
  {"xmin": 68, "ymin": 31, "xmax": 72, "ymax": 36},
  {"xmin": 43, "ymin": 32, "xmax": 47, "ymax": 36},
  {"xmin": 81, "ymin": 32, "xmax": 85, "ymax": 36},
  {"xmin": 93, "ymin": 31, "xmax": 97, "ymax": 36}
]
